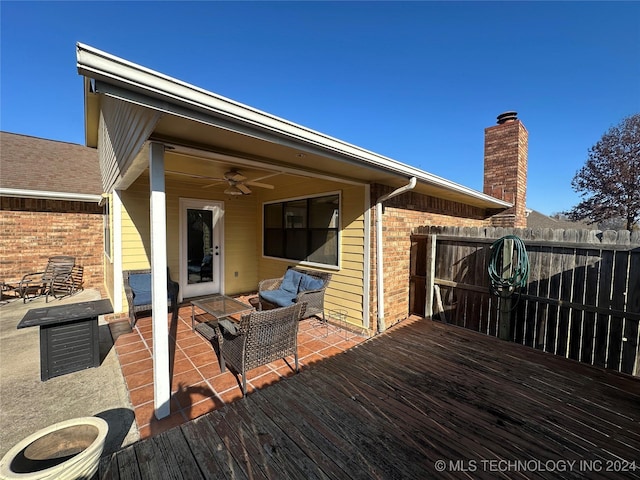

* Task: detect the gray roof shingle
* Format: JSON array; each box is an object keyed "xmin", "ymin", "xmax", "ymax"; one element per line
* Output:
[
  {"xmin": 0, "ymin": 131, "xmax": 101, "ymax": 196},
  {"xmin": 526, "ymin": 209, "xmax": 592, "ymax": 230}
]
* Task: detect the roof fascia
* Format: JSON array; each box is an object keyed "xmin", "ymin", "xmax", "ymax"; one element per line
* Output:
[
  {"xmin": 76, "ymin": 43, "xmax": 511, "ymax": 210},
  {"xmin": 0, "ymin": 188, "xmax": 102, "ymax": 203}
]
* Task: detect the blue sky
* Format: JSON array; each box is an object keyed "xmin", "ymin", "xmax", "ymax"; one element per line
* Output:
[{"xmin": 2, "ymin": 1, "xmax": 639, "ymax": 215}]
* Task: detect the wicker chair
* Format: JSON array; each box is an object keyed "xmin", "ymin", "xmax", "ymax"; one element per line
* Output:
[
  {"xmin": 258, "ymin": 267, "xmax": 332, "ymax": 320},
  {"xmin": 219, "ymin": 303, "xmax": 307, "ymax": 396},
  {"xmin": 18, "ymin": 256, "xmax": 76, "ymax": 303},
  {"xmin": 123, "ymin": 268, "xmax": 180, "ymax": 327}
]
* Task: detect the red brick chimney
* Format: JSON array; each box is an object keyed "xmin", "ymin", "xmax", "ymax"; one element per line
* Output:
[{"xmin": 483, "ymin": 111, "xmax": 528, "ymax": 228}]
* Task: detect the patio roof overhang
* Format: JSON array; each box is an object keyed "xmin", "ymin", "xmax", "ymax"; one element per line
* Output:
[{"xmin": 77, "ymin": 42, "xmax": 510, "ymax": 212}]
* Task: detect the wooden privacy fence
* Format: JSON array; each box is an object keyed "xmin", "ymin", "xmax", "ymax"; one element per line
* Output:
[{"xmin": 410, "ymin": 226, "xmax": 640, "ymax": 376}]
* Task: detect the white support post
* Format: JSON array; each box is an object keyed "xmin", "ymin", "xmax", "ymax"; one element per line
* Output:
[
  {"xmin": 112, "ymin": 190, "xmax": 123, "ymax": 313},
  {"xmin": 362, "ymin": 184, "xmax": 371, "ymax": 330},
  {"xmin": 149, "ymin": 142, "xmax": 170, "ymax": 419}
]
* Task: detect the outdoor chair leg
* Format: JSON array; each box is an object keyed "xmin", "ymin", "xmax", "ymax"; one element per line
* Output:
[
  {"xmin": 241, "ymin": 374, "xmax": 247, "ymax": 397},
  {"xmin": 295, "ymin": 353, "xmax": 299, "ymax": 373}
]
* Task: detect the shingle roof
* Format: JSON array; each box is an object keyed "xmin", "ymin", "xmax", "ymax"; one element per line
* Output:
[
  {"xmin": 0, "ymin": 131, "xmax": 101, "ymax": 196},
  {"xmin": 526, "ymin": 209, "xmax": 592, "ymax": 230}
]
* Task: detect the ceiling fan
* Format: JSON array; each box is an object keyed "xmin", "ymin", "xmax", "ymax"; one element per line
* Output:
[
  {"xmin": 165, "ymin": 169, "xmax": 277, "ymax": 195},
  {"xmin": 204, "ymin": 170, "xmax": 276, "ymax": 195}
]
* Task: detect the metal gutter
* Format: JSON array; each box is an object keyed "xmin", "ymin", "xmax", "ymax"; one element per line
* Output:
[
  {"xmin": 0, "ymin": 188, "xmax": 102, "ymax": 203},
  {"xmin": 76, "ymin": 43, "xmax": 510, "ymax": 210},
  {"xmin": 375, "ymin": 177, "xmax": 417, "ymax": 333},
  {"xmin": 363, "ymin": 184, "xmax": 371, "ymax": 330}
]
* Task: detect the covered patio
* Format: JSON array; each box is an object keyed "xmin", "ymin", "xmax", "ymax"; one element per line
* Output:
[
  {"xmin": 100, "ymin": 316, "xmax": 640, "ymax": 479},
  {"xmin": 77, "ymin": 43, "xmax": 514, "ymax": 423}
]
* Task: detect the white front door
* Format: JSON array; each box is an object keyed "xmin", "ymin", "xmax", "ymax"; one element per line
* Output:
[{"xmin": 180, "ymin": 198, "xmax": 223, "ymax": 299}]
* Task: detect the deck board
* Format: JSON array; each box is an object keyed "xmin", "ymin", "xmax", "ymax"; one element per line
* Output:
[
  {"xmin": 219, "ymin": 399, "xmax": 294, "ymax": 479},
  {"xmin": 181, "ymin": 412, "xmax": 249, "ymax": 479},
  {"xmin": 98, "ymin": 318, "xmax": 640, "ymax": 479}
]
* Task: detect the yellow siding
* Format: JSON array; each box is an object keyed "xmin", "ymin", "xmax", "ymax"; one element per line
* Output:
[
  {"xmin": 120, "ymin": 175, "xmax": 260, "ymax": 298},
  {"xmin": 257, "ymin": 179, "xmax": 367, "ymax": 328},
  {"xmin": 118, "ymin": 171, "xmax": 367, "ymax": 328},
  {"xmin": 120, "ymin": 181, "xmax": 152, "ymax": 269},
  {"xmin": 342, "ymin": 244, "xmax": 365, "ymax": 255}
]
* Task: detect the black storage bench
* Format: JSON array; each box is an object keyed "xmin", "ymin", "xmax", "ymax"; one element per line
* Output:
[{"xmin": 17, "ymin": 299, "xmax": 113, "ymax": 381}]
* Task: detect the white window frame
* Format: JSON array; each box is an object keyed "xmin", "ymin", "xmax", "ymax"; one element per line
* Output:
[
  {"xmin": 262, "ymin": 191, "xmax": 341, "ymax": 270},
  {"xmin": 103, "ymin": 196, "xmax": 112, "ymax": 261}
]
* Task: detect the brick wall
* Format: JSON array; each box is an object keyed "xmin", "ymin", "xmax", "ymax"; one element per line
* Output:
[
  {"xmin": 369, "ymin": 114, "xmax": 529, "ymax": 332},
  {"xmin": 369, "ymin": 185, "xmax": 492, "ymax": 332},
  {"xmin": 483, "ymin": 116, "xmax": 528, "ymax": 228},
  {"xmin": 0, "ymin": 197, "xmax": 106, "ymax": 296}
]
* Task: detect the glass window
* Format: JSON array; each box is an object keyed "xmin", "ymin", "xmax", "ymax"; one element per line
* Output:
[
  {"xmin": 263, "ymin": 194, "xmax": 339, "ymax": 266},
  {"xmin": 285, "ymin": 200, "xmax": 307, "ymax": 228},
  {"xmin": 187, "ymin": 209, "xmax": 214, "ymax": 284},
  {"xmin": 264, "ymin": 203, "xmax": 283, "ymax": 228},
  {"xmin": 308, "ymin": 230, "xmax": 338, "ymax": 265},
  {"xmin": 309, "ymin": 196, "xmax": 339, "ymax": 228}
]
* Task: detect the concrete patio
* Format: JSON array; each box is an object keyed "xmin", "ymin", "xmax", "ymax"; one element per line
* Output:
[{"xmin": 0, "ymin": 289, "xmax": 139, "ymax": 460}]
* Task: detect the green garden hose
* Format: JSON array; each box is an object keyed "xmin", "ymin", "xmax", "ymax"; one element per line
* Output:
[{"xmin": 488, "ymin": 235, "xmax": 530, "ymax": 298}]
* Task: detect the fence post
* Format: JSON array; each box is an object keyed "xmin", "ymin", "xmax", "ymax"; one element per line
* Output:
[
  {"xmin": 425, "ymin": 234, "xmax": 437, "ymax": 318},
  {"xmin": 498, "ymin": 238, "xmax": 514, "ymax": 341}
]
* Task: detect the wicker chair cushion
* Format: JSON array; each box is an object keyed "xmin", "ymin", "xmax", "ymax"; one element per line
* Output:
[
  {"xmin": 299, "ymin": 274, "xmax": 324, "ymax": 292},
  {"xmin": 218, "ymin": 318, "xmax": 239, "ymax": 335},
  {"xmin": 129, "ymin": 273, "xmax": 175, "ymax": 306},
  {"xmin": 129, "ymin": 274, "xmax": 152, "ymax": 306},
  {"xmin": 281, "ymin": 269, "xmax": 302, "ymax": 294},
  {"xmin": 260, "ymin": 288, "xmax": 297, "ymax": 307}
]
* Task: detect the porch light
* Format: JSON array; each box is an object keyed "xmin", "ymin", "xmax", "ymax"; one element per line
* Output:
[{"xmin": 224, "ymin": 185, "xmax": 244, "ymax": 195}]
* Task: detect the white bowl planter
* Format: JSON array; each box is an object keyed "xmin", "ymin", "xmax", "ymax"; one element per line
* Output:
[{"xmin": 0, "ymin": 417, "xmax": 108, "ymax": 480}]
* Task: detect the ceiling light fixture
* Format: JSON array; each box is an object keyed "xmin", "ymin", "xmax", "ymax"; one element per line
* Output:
[{"xmin": 224, "ymin": 185, "xmax": 244, "ymax": 196}]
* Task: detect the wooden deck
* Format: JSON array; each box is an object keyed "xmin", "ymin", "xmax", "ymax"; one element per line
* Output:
[{"xmin": 98, "ymin": 317, "xmax": 640, "ymax": 479}]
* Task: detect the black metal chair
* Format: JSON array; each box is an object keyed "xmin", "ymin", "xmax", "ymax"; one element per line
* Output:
[{"xmin": 17, "ymin": 256, "xmax": 76, "ymax": 303}]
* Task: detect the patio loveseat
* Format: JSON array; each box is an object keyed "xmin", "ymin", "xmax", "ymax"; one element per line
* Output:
[{"xmin": 258, "ymin": 267, "xmax": 331, "ymax": 320}]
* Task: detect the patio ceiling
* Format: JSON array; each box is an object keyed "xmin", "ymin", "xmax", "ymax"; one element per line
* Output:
[
  {"xmin": 151, "ymin": 115, "xmax": 383, "ymax": 185},
  {"xmin": 162, "ymin": 151, "xmax": 302, "ymax": 195},
  {"xmin": 78, "ymin": 43, "xmax": 510, "ymax": 211}
]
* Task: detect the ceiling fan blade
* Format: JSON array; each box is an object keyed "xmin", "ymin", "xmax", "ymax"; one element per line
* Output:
[
  {"xmin": 166, "ymin": 170, "xmax": 218, "ymax": 180},
  {"xmin": 202, "ymin": 181, "xmax": 224, "ymax": 189},
  {"xmin": 165, "ymin": 169, "xmax": 275, "ymax": 190},
  {"xmin": 237, "ymin": 183, "xmax": 252, "ymax": 194},
  {"xmin": 246, "ymin": 181, "xmax": 275, "ymax": 190}
]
